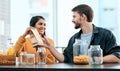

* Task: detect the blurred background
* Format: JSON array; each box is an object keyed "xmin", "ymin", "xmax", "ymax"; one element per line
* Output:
[{"xmin": 0, "ymin": 0, "xmax": 120, "ymax": 52}]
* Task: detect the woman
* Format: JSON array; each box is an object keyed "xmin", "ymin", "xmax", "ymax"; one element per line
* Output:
[{"xmin": 13, "ymin": 16, "xmax": 55, "ymax": 64}]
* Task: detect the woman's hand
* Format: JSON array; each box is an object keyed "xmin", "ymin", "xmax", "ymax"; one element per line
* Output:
[
  {"xmin": 22, "ymin": 26, "xmax": 34, "ymax": 37},
  {"xmin": 42, "ymin": 36, "xmax": 52, "ymax": 49}
]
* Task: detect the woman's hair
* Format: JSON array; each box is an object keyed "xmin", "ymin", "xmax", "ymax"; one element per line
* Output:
[
  {"xmin": 30, "ymin": 16, "xmax": 45, "ymax": 27},
  {"xmin": 72, "ymin": 4, "xmax": 94, "ymax": 22},
  {"xmin": 30, "ymin": 16, "xmax": 46, "ymax": 36}
]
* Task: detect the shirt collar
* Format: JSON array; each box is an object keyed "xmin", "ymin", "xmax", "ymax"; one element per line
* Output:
[
  {"xmin": 92, "ymin": 24, "xmax": 99, "ymax": 34},
  {"xmin": 76, "ymin": 24, "xmax": 98, "ymax": 38}
]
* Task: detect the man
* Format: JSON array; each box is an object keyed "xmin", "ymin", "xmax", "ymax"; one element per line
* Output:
[{"xmin": 44, "ymin": 4, "xmax": 120, "ymax": 63}]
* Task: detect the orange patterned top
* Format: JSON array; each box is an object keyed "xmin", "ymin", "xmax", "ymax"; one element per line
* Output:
[{"xmin": 13, "ymin": 36, "xmax": 55, "ymax": 64}]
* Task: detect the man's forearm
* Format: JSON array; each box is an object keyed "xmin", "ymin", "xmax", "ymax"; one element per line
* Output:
[{"xmin": 103, "ymin": 54, "xmax": 120, "ymax": 63}]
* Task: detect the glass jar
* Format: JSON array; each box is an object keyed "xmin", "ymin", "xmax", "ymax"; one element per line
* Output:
[
  {"xmin": 88, "ymin": 45, "xmax": 103, "ymax": 65},
  {"xmin": 73, "ymin": 39, "xmax": 89, "ymax": 64}
]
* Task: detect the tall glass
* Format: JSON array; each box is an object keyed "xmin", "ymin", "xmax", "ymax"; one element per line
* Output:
[
  {"xmin": 20, "ymin": 51, "xmax": 27, "ymax": 65},
  {"xmin": 37, "ymin": 47, "xmax": 46, "ymax": 64}
]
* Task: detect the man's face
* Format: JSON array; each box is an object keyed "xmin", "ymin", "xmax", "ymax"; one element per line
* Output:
[{"xmin": 72, "ymin": 12, "xmax": 83, "ymax": 29}]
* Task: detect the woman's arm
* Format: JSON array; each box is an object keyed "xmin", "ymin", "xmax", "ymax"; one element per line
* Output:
[
  {"xmin": 13, "ymin": 36, "xmax": 25, "ymax": 56},
  {"xmin": 13, "ymin": 27, "xmax": 34, "ymax": 56},
  {"xmin": 43, "ymin": 36, "xmax": 64, "ymax": 62},
  {"xmin": 48, "ymin": 46, "xmax": 64, "ymax": 62}
]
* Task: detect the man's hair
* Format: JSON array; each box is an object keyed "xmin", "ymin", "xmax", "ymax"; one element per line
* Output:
[{"xmin": 72, "ymin": 4, "xmax": 94, "ymax": 22}]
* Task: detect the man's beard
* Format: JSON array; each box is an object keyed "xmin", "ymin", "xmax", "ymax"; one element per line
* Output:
[{"xmin": 75, "ymin": 24, "xmax": 80, "ymax": 29}]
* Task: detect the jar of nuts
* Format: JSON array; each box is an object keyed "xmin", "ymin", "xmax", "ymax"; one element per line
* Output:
[{"xmin": 73, "ymin": 39, "xmax": 89, "ymax": 65}]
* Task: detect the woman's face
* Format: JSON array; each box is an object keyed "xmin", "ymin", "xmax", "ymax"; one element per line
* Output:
[{"xmin": 34, "ymin": 19, "xmax": 46, "ymax": 35}]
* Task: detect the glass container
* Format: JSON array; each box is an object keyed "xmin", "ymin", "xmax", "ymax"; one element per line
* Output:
[
  {"xmin": 88, "ymin": 45, "xmax": 103, "ymax": 65},
  {"xmin": 73, "ymin": 39, "xmax": 89, "ymax": 64},
  {"xmin": 37, "ymin": 47, "xmax": 46, "ymax": 64}
]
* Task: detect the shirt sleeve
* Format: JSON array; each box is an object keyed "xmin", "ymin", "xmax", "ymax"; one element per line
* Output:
[
  {"xmin": 110, "ymin": 46, "xmax": 120, "ymax": 59},
  {"xmin": 104, "ymin": 30, "xmax": 120, "ymax": 59},
  {"xmin": 13, "ymin": 36, "xmax": 25, "ymax": 56},
  {"xmin": 63, "ymin": 37, "xmax": 74, "ymax": 63}
]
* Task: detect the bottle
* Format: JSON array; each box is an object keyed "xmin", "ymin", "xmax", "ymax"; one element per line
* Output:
[
  {"xmin": 73, "ymin": 39, "xmax": 89, "ymax": 64},
  {"xmin": 7, "ymin": 43, "xmax": 14, "ymax": 55},
  {"xmin": 88, "ymin": 45, "xmax": 103, "ymax": 65}
]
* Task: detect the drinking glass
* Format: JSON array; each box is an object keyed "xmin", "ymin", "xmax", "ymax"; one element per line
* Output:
[
  {"xmin": 37, "ymin": 47, "xmax": 46, "ymax": 64},
  {"xmin": 26, "ymin": 53, "xmax": 35, "ymax": 65}
]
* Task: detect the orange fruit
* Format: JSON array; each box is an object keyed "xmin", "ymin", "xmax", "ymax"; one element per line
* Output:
[{"xmin": 8, "ymin": 48, "xmax": 14, "ymax": 55}]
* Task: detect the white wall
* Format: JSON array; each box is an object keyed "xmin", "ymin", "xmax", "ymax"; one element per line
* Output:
[
  {"xmin": 57, "ymin": 0, "xmax": 99, "ymax": 47},
  {"xmin": 10, "ymin": 0, "xmax": 120, "ymax": 46},
  {"xmin": 57, "ymin": 0, "xmax": 80, "ymax": 47},
  {"xmin": 10, "ymin": 0, "xmax": 32, "ymax": 43},
  {"xmin": 117, "ymin": 0, "xmax": 120, "ymax": 44},
  {"xmin": 99, "ymin": 0, "xmax": 120, "ymax": 44}
]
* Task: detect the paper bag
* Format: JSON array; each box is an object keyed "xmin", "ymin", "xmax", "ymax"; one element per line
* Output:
[{"xmin": 30, "ymin": 28, "xmax": 44, "ymax": 47}]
